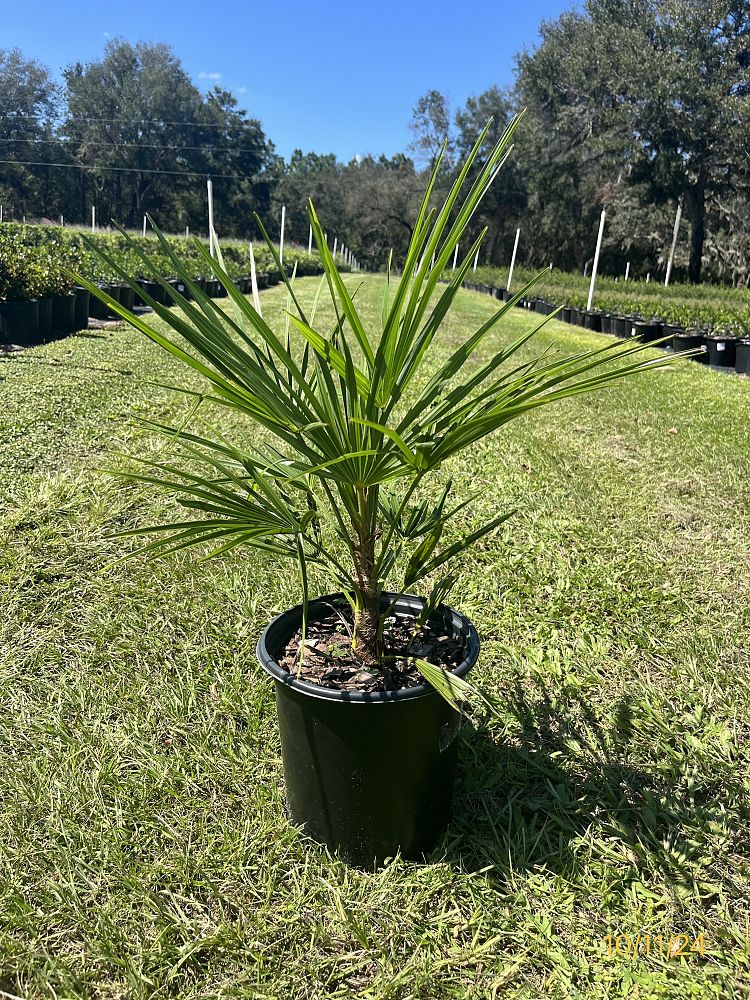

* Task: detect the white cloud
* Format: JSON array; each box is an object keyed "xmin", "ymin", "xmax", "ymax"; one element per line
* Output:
[{"xmin": 198, "ymin": 71, "xmax": 222, "ymax": 81}]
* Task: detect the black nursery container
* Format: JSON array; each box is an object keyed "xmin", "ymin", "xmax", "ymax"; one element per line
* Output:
[
  {"xmin": 632, "ymin": 319, "xmax": 664, "ymax": 343},
  {"xmin": 673, "ymin": 330, "xmax": 707, "ymax": 361},
  {"xmin": 663, "ymin": 323, "xmax": 685, "ymax": 339},
  {"xmin": 51, "ymin": 292, "xmax": 77, "ymax": 334},
  {"xmin": 0, "ymin": 299, "xmax": 40, "ymax": 344},
  {"xmin": 611, "ymin": 315, "xmax": 633, "ymax": 338},
  {"xmin": 74, "ymin": 287, "xmax": 90, "ymax": 330},
  {"xmin": 38, "ymin": 298, "xmax": 53, "ymax": 339},
  {"xmin": 118, "ymin": 285, "xmax": 136, "ymax": 312},
  {"xmin": 705, "ymin": 334, "xmax": 736, "ymax": 368},
  {"xmin": 600, "ymin": 313, "xmax": 612, "ymax": 334},
  {"xmin": 735, "ymin": 340, "xmax": 750, "ymax": 375},
  {"xmin": 257, "ymin": 592, "xmax": 480, "ymax": 867},
  {"xmin": 561, "ymin": 307, "xmax": 572, "ymax": 323},
  {"xmin": 584, "ymin": 310, "xmax": 602, "ymax": 332}
]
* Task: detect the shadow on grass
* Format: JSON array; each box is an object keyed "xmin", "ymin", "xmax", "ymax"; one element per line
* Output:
[
  {"xmin": 0, "ymin": 355, "xmax": 135, "ymax": 376},
  {"xmin": 444, "ymin": 682, "xmax": 735, "ymax": 884}
]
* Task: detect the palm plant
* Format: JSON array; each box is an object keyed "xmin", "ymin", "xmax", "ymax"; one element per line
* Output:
[{"xmin": 78, "ymin": 117, "xmax": 677, "ymax": 699}]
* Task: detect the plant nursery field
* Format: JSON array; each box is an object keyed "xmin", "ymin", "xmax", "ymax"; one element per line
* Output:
[
  {"xmin": 1, "ymin": 276, "xmax": 750, "ymax": 998},
  {"xmin": 474, "ymin": 264, "xmax": 750, "ymax": 335}
]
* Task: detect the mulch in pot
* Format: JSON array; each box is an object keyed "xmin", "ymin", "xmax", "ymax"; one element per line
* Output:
[{"xmin": 278, "ymin": 609, "xmax": 463, "ymax": 694}]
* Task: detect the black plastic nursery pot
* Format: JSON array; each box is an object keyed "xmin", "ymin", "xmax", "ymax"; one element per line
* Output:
[
  {"xmin": 51, "ymin": 292, "xmax": 77, "ymax": 335},
  {"xmin": 38, "ymin": 298, "xmax": 53, "ymax": 338},
  {"xmin": 0, "ymin": 298, "xmax": 40, "ymax": 345},
  {"xmin": 257, "ymin": 591, "xmax": 480, "ymax": 867},
  {"xmin": 600, "ymin": 313, "xmax": 612, "ymax": 334},
  {"xmin": 705, "ymin": 334, "xmax": 736, "ymax": 368},
  {"xmin": 561, "ymin": 306, "xmax": 572, "ymax": 323},
  {"xmin": 88, "ymin": 285, "xmax": 113, "ymax": 320},
  {"xmin": 632, "ymin": 320, "xmax": 664, "ymax": 343},
  {"xmin": 663, "ymin": 323, "xmax": 685, "ymax": 339},
  {"xmin": 673, "ymin": 330, "xmax": 707, "ymax": 361},
  {"xmin": 735, "ymin": 340, "xmax": 750, "ymax": 375},
  {"xmin": 74, "ymin": 287, "xmax": 90, "ymax": 330},
  {"xmin": 611, "ymin": 315, "xmax": 632, "ymax": 338},
  {"xmin": 584, "ymin": 310, "xmax": 602, "ymax": 332},
  {"xmin": 118, "ymin": 285, "xmax": 136, "ymax": 312}
]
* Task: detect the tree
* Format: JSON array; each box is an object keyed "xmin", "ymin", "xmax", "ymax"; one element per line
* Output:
[
  {"xmin": 62, "ymin": 40, "xmax": 274, "ymax": 235},
  {"xmin": 0, "ymin": 49, "xmax": 62, "ymax": 219},
  {"xmin": 63, "ymin": 40, "xmax": 208, "ymax": 228},
  {"xmin": 409, "ymin": 90, "xmax": 454, "ymax": 169},
  {"xmin": 342, "ymin": 154, "xmax": 424, "ymax": 268},
  {"xmin": 454, "ymin": 86, "xmax": 527, "ymax": 267},
  {"xmin": 272, "ymin": 151, "xmax": 346, "ymax": 249},
  {"xmin": 516, "ymin": 0, "xmax": 750, "ymax": 282},
  {"xmin": 195, "ymin": 87, "xmax": 280, "ymax": 237}
]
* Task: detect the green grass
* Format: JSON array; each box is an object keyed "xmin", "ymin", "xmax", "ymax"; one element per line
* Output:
[{"xmin": 1, "ymin": 276, "xmax": 750, "ymax": 998}]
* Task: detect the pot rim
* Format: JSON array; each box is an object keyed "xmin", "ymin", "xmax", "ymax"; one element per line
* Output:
[{"xmin": 256, "ymin": 590, "xmax": 480, "ymax": 704}]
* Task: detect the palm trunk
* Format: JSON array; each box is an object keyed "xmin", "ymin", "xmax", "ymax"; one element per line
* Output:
[{"xmin": 352, "ymin": 487, "xmax": 380, "ymax": 664}]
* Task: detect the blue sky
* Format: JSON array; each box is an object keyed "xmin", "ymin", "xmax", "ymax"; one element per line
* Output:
[{"xmin": 5, "ymin": 0, "xmax": 571, "ymax": 162}]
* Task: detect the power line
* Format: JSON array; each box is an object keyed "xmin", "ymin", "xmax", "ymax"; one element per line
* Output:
[
  {"xmin": 0, "ymin": 113, "xmax": 258, "ymax": 129},
  {"xmin": 0, "ymin": 136, "xmax": 263, "ymax": 154},
  {"xmin": 0, "ymin": 158, "xmax": 249, "ymax": 180}
]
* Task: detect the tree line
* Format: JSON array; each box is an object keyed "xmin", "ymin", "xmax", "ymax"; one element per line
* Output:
[{"xmin": 2, "ymin": 0, "xmax": 750, "ymax": 284}]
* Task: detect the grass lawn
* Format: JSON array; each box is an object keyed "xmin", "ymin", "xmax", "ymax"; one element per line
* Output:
[{"xmin": 1, "ymin": 275, "xmax": 750, "ymax": 998}]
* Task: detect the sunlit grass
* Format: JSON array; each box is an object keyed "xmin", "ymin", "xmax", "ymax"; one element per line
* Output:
[{"xmin": 1, "ymin": 276, "xmax": 749, "ymax": 997}]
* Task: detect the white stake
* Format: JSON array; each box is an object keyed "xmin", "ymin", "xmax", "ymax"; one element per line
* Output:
[
  {"xmin": 0, "ymin": 205, "xmax": 3, "ymax": 223},
  {"xmin": 507, "ymin": 228, "xmax": 521, "ymax": 292},
  {"xmin": 625, "ymin": 261, "xmax": 630, "ymax": 281},
  {"xmin": 333, "ymin": 237, "xmax": 338, "ymax": 260},
  {"xmin": 587, "ymin": 209, "xmax": 606, "ymax": 311},
  {"xmin": 249, "ymin": 242, "xmax": 262, "ymax": 317},
  {"xmin": 452, "ymin": 244, "xmax": 459, "ymax": 270},
  {"xmin": 186, "ymin": 226, "xmax": 190, "ymax": 238},
  {"xmin": 665, "ymin": 201, "xmax": 682, "ymax": 287},
  {"xmin": 60, "ymin": 214, "xmax": 64, "ymax": 227},
  {"xmin": 646, "ymin": 272, "xmax": 651, "ymax": 283},
  {"xmin": 91, "ymin": 206, "xmax": 96, "ymax": 233},
  {"xmin": 22, "ymin": 215, "xmax": 26, "ymax": 224},
  {"xmin": 308, "ymin": 224, "xmax": 313, "ymax": 254},
  {"xmin": 473, "ymin": 246, "xmax": 480, "ymax": 273},
  {"xmin": 207, "ymin": 178, "xmax": 215, "ymax": 258},
  {"xmin": 279, "ymin": 204, "xmax": 286, "ymax": 266},
  {"xmin": 142, "ymin": 215, "xmax": 147, "ymax": 237}
]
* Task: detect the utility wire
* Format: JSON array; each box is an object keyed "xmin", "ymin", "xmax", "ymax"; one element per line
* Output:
[
  {"xmin": 0, "ymin": 158, "xmax": 249, "ymax": 180},
  {"xmin": 0, "ymin": 137, "xmax": 263, "ymax": 153},
  {"xmin": 0, "ymin": 113, "xmax": 258, "ymax": 129}
]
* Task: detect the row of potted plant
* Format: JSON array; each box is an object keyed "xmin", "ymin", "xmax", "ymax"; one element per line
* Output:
[
  {"xmin": 472, "ymin": 264, "xmax": 750, "ymax": 336},
  {"xmin": 463, "ymin": 281, "xmax": 750, "ymax": 376},
  {"xmin": 0, "ymin": 223, "xmax": 332, "ymax": 346}
]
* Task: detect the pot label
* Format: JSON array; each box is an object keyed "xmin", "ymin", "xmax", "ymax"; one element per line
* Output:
[
  {"xmin": 439, "ymin": 716, "xmax": 462, "ymax": 752},
  {"xmin": 717, "ymin": 343, "xmax": 725, "ymax": 351}
]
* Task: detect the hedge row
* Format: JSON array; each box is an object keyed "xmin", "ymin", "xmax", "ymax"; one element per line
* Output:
[
  {"xmin": 472, "ymin": 265, "xmax": 750, "ymax": 336},
  {"xmin": 0, "ymin": 223, "xmax": 332, "ymax": 303}
]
